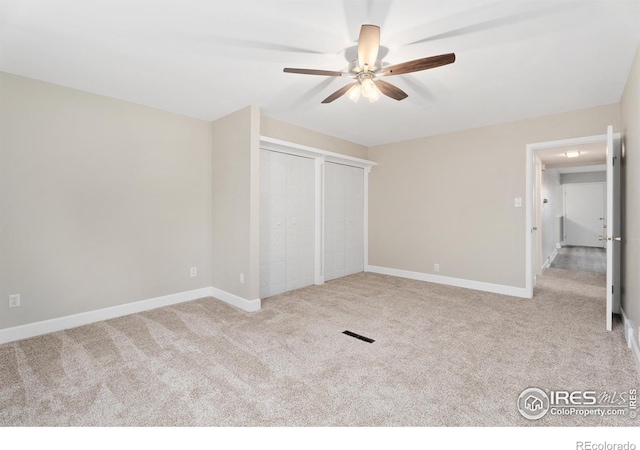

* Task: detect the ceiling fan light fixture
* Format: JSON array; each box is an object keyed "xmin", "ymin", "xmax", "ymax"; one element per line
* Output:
[
  {"xmin": 360, "ymin": 78, "xmax": 382, "ymax": 102},
  {"xmin": 360, "ymin": 78, "xmax": 376, "ymax": 97},
  {"xmin": 347, "ymin": 84, "xmax": 361, "ymax": 103},
  {"xmin": 367, "ymin": 86, "xmax": 382, "ymax": 103},
  {"xmin": 565, "ymin": 151, "xmax": 580, "ymax": 158}
]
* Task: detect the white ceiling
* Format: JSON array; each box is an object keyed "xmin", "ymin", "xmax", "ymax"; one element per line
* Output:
[{"xmin": 1, "ymin": 0, "xmax": 639, "ymax": 146}]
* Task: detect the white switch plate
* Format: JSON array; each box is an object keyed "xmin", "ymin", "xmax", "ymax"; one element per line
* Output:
[
  {"xmin": 515, "ymin": 198, "xmax": 522, "ymax": 207},
  {"xmin": 240, "ymin": 273, "xmax": 245, "ymax": 283},
  {"xmin": 434, "ymin": 264, "xmax": 440, "ymax": 272},
  {"xmin": 190, "ymin": 267, "xmax": 197, "ymax": 277},
  {"xmin": 9, "ymin": 294, "xmax": 20, "ymax": 308}
]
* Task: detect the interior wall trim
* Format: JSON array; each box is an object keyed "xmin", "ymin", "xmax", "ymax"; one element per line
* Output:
[
  {"xmin": 211, "ymin": 287, "xmax": 261, "ymax": 313},
  {"xmin": 260, "ymin": 136, "xmax": 377, "ymax": 169},
  {"xmin": 621, "ymin": 307, "xmax": 640, "ymax": 376},
  {"xmin": 366, "ymin": 265, "xmax": 529, "ymax": 298},
  {"xmin": 0, "ymin": 286, "xmax": 259, "ymax": 345},
  {"xmin": 542, "ymin": 248, "xmax": 559, "ymax": 270}
]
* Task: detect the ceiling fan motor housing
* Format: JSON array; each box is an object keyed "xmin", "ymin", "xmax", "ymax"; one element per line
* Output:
[{"xmin": 349, "ymin": 59, "xmax": 382, "ymax": 74}]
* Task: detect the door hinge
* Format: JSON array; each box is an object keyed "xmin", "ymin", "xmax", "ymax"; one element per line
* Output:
[
  {"xmin": 612, "ymin": 285, "xmax": 614, "ymax": 294},
  {"xmin": 613, "ymin": 156, "xmax": 617, "ymax": 166}
]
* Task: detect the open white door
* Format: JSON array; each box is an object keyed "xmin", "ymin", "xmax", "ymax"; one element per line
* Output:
[{"xmin": 605, "ymin": 125, "xmax": 621, "ymax": 331}]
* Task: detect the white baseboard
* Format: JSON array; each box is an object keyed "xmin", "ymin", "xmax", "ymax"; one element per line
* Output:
[
  {"xmin": 211, "ymin": 287, "xmax": 261, "ymax": 312},
  {"xmin": 621, "ymin": 306, "xmax": 633, "ymax": 348},
  {"xmin": 630, "ymin": 334, "xmax": 640, "ymax": 377},
  {"xmin": 0, "ymin": 285, "xmax": 261, "ymax": 345},
  {"xmin": 542, "ymin": 249, "xmax": 559, "ymax": 270},
  {"xmin": 620, "ymin": 306, "xmax": 640, "ymax": 377},
  {"xmin": 366, "ymin": 265, "xmax": 529, "ymax": 298}
]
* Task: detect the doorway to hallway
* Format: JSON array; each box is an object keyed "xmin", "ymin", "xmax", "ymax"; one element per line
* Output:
[
  {"xmin": 549, "ymin": 245, "xmax": 606, "ymax": 273},
  {"xmin": 526, "ymin": 126, "xmax": 621, "ymax": 331}
]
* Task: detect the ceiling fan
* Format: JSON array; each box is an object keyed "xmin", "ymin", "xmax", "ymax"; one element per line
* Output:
[{"xmin": 283, "ymin": 24, "xmax": 455, "ymax": 104}]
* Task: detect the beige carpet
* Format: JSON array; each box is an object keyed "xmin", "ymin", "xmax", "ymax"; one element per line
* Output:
[{"xmin": 1, "ymin": 269, "xmax": 638, "ymax": 426}]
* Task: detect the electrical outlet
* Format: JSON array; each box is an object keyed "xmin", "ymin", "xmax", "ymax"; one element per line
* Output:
[
  {"xmin": 240, "ymin": 273, "xmax": 245, "ymax": 284},
  {"xmin": 9, "ymin": 294, "xmax": 20, "ymax": 308},
  {"xmin": 434, "ymin": 264, "xmax": 440, "ymax": 272},
  {"xmin": 190, "ymin": 267, "xmax": 197, "ymax": 277}
]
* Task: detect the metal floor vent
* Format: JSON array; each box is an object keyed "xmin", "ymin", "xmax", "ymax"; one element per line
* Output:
[{"xmin": 342, "ymin": 330, "xmax": 375, "ymax": 343}]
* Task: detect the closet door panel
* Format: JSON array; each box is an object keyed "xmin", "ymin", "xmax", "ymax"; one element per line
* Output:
[
  {"xmin": 260, "ymin": 150, "xmax": 316, "ymax": 298},
  {"xmin": 286, "ymin": 154, "xmax": 315, "ymax": 291},
  {"xmin": 260, "ymin": 150, "xmax": 289, "ymax": 298},
  {"xmin": 345, "ymin": 166, "xmax": 365, "ymax": 275},
  {"xmin": 324, "ymin": 162, "xmax": 346, "ymax": 281},
  {"xmin": 325, "ymin": 163, "xmax": 365, "ymax": 281}
]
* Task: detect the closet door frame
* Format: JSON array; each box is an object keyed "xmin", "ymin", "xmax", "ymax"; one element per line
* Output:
[{"xmin": 259, "ymin": 136, "xmax": 376, "ymax": 290}]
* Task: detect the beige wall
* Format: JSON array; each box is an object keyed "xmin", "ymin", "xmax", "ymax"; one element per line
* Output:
[
  {"xmin": 261, "ymin": 115, "xmax": 368, "ymax": 159},
  {"xmin": 368, "ymin": 104, "xmax": 620, "ymax": 288},
  {"xmin": 620, "ymin": 44, "xmax": 640, "ymax": 350},
  {"xmin": 0, "ymin": 73, "xmax": 212, "ymax": 329},
  {"xmin": 211, "ymin": 105, "xmax": 260, "ymax": 300}
]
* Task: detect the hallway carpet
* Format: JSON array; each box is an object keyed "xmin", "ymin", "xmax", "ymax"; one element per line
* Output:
[{"xmin": 549, "ymin": 245, "xmax": 607, "ymax": 273}]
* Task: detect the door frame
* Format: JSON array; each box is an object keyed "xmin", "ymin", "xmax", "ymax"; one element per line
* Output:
[{"xmin": 525, "ymin": 133, "xmax": 618, "ymax": 298}]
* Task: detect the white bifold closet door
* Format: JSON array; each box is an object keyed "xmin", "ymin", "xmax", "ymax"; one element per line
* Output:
[
  {"xmin": 260, "ymin": 150, "xmax": 315, "ymax": 298},
  {"xmin": 324, "ymin": 162, "xmax": 365, "ymax": 281}
]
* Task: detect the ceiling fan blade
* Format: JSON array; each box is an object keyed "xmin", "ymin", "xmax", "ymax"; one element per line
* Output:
[
  {"xmin": 381, "ymin": 53, "xmax": 455, "ymax": 76},
  {"xmin": 284, "ymin": 68, "xmax": 346, "ymax": 77},
  {"xmin": 321, "ymin": 82, "xmax": 357, "ymax": 104},
  {"xmin": 374, "ymin": 79, "xmax": 408, "ymax": 101},
  {"xmin": 357, "ymin": 24, "xmax": 380, "ymax": 71}
]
